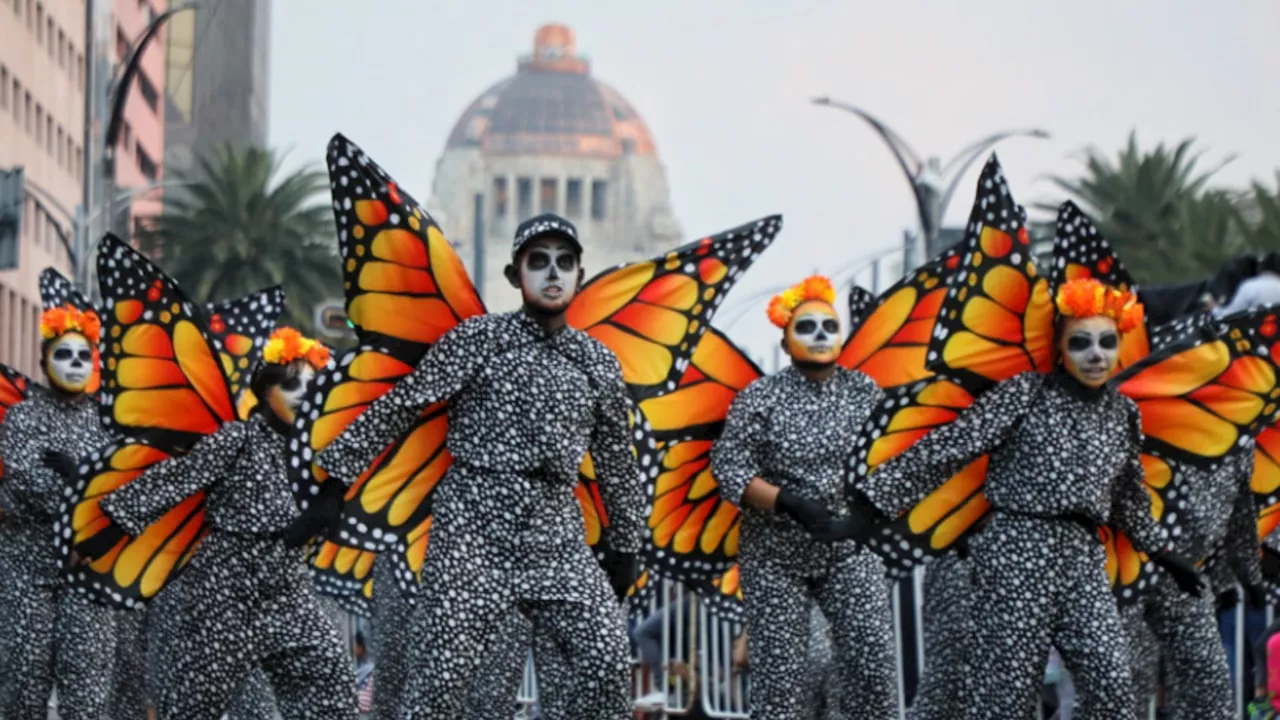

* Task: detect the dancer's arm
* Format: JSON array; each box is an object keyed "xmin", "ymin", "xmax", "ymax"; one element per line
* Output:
[
  {"xmin": 858, "ymin": 371, "xmax": 1040, "ymax": 517},
  {"xmin": 1107, "ymin": 404, "xmax": 1169, "ymax": 555},
  {"xmin": 101, "ymin": 422, "xmax": 248, "ymax": 535},
  {"xmin": 711, "ymin": 380, "xmax": 774, "ymax": 509},
  {"xmin": 0, "ymin": 401, "xmax": 63, "ymax": 517},
  {"xmin": 1225, "ymin": 448, "xmax": 1263, "ymax": 587},
  {"xmin": 317, "ymin": 317, "xmax": 491, "ymax": 482},
  {"xmin": 587, "ymin": 348, "xmax": 645, "ymax": 554}
]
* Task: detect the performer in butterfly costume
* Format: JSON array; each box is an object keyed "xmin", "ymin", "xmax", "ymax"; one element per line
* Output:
[
  {"xmin": 77, "ymin": 325, "xmax": 357, "ymax": 720},
  {"xmin": 709, "ymin": 275, "xmax": 897, "ymax": 719},
  {"xmin": 0, "ymin": 271, "xmax": 118, "ymax": 720}
]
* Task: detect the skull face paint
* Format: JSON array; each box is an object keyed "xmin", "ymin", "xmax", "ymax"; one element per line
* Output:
[
  {"xmin": 45, "ymin": 332, "xmax": 94, "ymax": 394},
  {"xmin": 519, "ymin": 237, "xmax": 581, "ymax": 314},
  {"xmin": 265, "ymin": 362, "xmax": 315, "ymax": 424},
  {"xmin": 1058, "ymin": 315, "xmax": 1121, "ymax": 388},
  {"xmin": 784, "ymin": 301, "xmax": 842, "ymax": 366}
]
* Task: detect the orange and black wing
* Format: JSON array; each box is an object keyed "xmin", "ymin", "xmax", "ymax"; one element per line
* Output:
[
  {"xmin": 1099, "ymin": 454, "xmax": 1182, "ymax": 604},
  {"xmin": 566, "ymin": 216, "xmax": 780, "ymax": 401},
  {"xmin": 203, "ymin": 285, "xmax": 286, "ymax": 407},
  {"xmin": 637, "ymin": 328, "xmax": 762, "ymax": 584},
  {"xmin": 1051, "ymin": 201, "xmax": 1149, "ymax": 368},
  {"xmin": 388, "ymin": 515, "xmax": 432, "ymax": 598},
  {"xmin": 851, "ymin": 378, "xmax": 988, "ymax": 573},
  {"xmin": 924, "ymin": 156, "xmax": 1055, "ymax": 391},
  {"xmin": 1117, "ymin": 307, "xmax": 1280, "ymax": 468},
  {"xmin": 1255, "ymin": 424, "xmax": 1280, "ymax": 515},
  {"xmin": 694, "ymin": 563, "xmax": 744, "ymax": 622},
  {"xmin": 838, "ymin": 246, "xmax": 961, "ymax": 389},
  {"xmin": 308, "ymin": 539, "xmax": 375, "ymax": 616},
  {"xmin": 847, "ymin": 286, "xmax": 877, "ymax": 332},
  {"xmin": 96, "ymin": 234, "xmax": 237, "ymax": 451},
  {"xmin": 0, "ymin": 364, "xmax": 32, "ymax": 483},
  {"xmin": 55, "ymin": 439, "xmax": 207, "ymax": 609}
]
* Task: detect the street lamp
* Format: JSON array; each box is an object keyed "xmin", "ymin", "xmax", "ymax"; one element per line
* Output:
[{"xmin": 811, "ymin": 96, "xmax": 1049, "ymax": 267}]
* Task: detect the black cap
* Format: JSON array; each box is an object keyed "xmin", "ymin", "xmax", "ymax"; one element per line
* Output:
[{"xmin": 512, "ymin": 213, "xmax": 582, "ymax": 259}]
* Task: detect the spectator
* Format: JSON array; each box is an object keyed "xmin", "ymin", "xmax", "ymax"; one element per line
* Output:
[{"xmin": 355, "ymin": 632, "xmax": 374, "ymax": 714}]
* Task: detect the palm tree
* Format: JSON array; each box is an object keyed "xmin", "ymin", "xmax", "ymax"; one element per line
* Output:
[
  {"xmin": 1038, "ymin": 132, "xmax": 1240, "ymax": 284},
  {"xmin": 140, "ymin": 146, "xmax": 339, "ymax": 333},
  {"xmin": 1236, "ymin": 174, "xmax": 1280, "ymax": 256}
]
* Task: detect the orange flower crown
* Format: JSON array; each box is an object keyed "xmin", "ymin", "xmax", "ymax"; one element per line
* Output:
[
  {"xmin": 262, "ymin": 327, "xmax": 330, "ymax": 370},
  {"xmin": 40, "ymin": 305, "xmax": 101, "ymax": 344},
  {"xmin": 1054, "ymin": 278, "xmax": 1144, "ymax": 333},
  {"xmin": 767, "ymin": 276, "xmax": 837, "ymax": 329}
]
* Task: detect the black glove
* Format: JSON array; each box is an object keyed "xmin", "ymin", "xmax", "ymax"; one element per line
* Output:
[
  {"xmin": 78, "ymin": 524, "xmax": 127, "ymax": 562},
  {"xmin": 603, "ymin": 552, "xmax": 639, "ymax": 602},
  {"xmin": 283, "ymin": 480, "xmax": 347, "ymax": 549},
  {"xmin": 1216, "ymin": 586, "xmax": 1241, "ymax": 612},
  {"xmin": 41, "ymin": 450, "xmax": 78, "ymax": 481},
  {"xmin": 810, "ymin": 491, "xmax": 885, "ymax": 544},
  {"xmin": 1153, "ymin": 551, "xmax": 1204, "ymax": 596},
  {"xmin": 774, "ymin": 489, "xmax": 832, "ymax": 533},
  {"xmin": 1244, "ymin": 582, "xmax": 1268, "ymax": 608}
]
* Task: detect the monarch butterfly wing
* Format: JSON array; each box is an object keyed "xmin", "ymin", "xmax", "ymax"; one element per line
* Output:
[
  {"xmin": 637, "ymin": 328, "xmax": 761, "ymax": 585},
  {"xmin": 1148, "ymin": 313, "xmax": 1213, "ymax": 353},
  {"xmin": 566, "ymin": 216, "xmax": 779, "ymax": 401},
  {"xmin": 1100, "ymin": 454, "xmax": 1181, "ymax": 605},
  {"xmin": 838, "ymin": 246, "xmax": 961, "ymax": 389},
  {"xmin": 96, "ymin": 235, "xmax": 238, "ymax": 450},
  {"xmin": 1051, "ymin": 201, "xmax": 1149, "ymax": 369},
  {"xmin": 695, "ymin": 563, "xmax": 744, "ymax": 623},
  {"xmin": 327, "ymin": 133, "xmax": 485, "ymax": 359},
  {"xmin": 203, "ymin": 285, "xmax": 286, "ymax": 407},
  {"xmin": 623, "ymin": 567, "xmax": 659, "ymax": 620},
  {"xmin": 846, "ymin": 286, "xmax": 877, "ymax": 333},
  {"xmin": 851, "ymin": 378, "xmax": 990, "ymax": 574},
  {"xmin": 1255, "ymin": 428, "xmax": 1280, "ymax": 525},
  {"xmin": 0, "ymin": 364, "xmax": 32, "ymax": 484},
  {"xmin": 307, "ymin": 539, "xmax": 376, "ymax": 618},
  {"xmin": 55, "ymin": 439, "xmax": 208, "ymax": 609},
  {"xmin": 924, "ymin": 156, "xmax": 1055, "ymax": 391},
  {"xmin": 389, "ymin": 515, "xmax": 432, "ymax": 599},
  {"xmin": 1117, "ymin": 307, "xmax": 1280, "ymax": 468}
]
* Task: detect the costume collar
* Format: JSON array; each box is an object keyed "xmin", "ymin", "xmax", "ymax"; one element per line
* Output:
[
  {"xmin": 255, "ymin": 407, "xmax": 293, "ymax": 437},
  {"xmin": 516, "ymin": 306, "xmax": 569, "ymax": 340},
  {"xmin": 1050, "ymin": 366, "xmax": 1108, "ymax": 402}
]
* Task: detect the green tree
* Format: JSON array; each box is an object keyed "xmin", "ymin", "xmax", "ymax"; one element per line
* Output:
[
  {"xmin": 140, "ymin": 146, "xmax": 339, "ymax": 333},
  {"xmin": 1040, "ymin": 132, "xmax": 1240, "ymax": 284},
  {"xmin": 1236, "ymin": 174, "xmax": 1280, "ymax": 255}
]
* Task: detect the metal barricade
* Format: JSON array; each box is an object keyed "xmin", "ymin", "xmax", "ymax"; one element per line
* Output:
[
  {"xmin": 515, "ymin": 649, "xmax": 537, "ymax": 719},
  {"xmin": 697, "ymin": 602, "xmax": 749, "ymax": 718}
]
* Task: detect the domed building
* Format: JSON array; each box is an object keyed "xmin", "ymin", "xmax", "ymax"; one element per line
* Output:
[{"xmin": 429, "ymin": 24, "xmax": 683, "ymax": 310}]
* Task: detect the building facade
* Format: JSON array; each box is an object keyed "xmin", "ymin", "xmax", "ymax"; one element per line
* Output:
[
  {"xmin": 430, "ymin": 24, "xmax": 682, "ymax": 310},
  {"xmin": 0, "ymin": 0, "xmax": 87, "ymax": 378},
  {"xmin": 110, "ymin": 0, "xmax": 166, "ymax": 238}
]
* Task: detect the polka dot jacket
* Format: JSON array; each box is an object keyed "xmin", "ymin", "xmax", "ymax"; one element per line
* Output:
[
  {"xmin": 1180, "ymin": 441, "xmax": 1262, "ymax": 587},
  {"xmin": 317, "ymin": 309, "xmax": 644, "ymax": 553},
  {"xmin": 861, "ymin": 371, "xmax": 1167, "ymax": 554}
]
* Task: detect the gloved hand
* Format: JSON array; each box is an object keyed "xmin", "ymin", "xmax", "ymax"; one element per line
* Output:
[
  {"xmin": 810, "ymin": 491, "xmax": 884, "ymax": 544},
  {"xmin": 41, "ymin": 450, "xmax": 78, "ymax": 481},
  {"xmin": 1153, "ymin": 551, "xmax": 1205, "ymax": 596},
  {"xmin": 283, "ymin": 480, "xmax": 347, "ymax": 549},
  {"xmin": 603, "ymin": 551, "xmax": 639, "ymax": 602},
  {"xmin": 1244, "ymin": 582, "xmax": 1268, "ymax": 608},
  {"xmin": 78, "ymin": 524, "xmax": 127, "ymax": 563},
  {"xmin": 774, "ymin": 489, "xmax": 832, "ymax": 533},
  {"xmin": 1216, "ymin": 586, "xmax": 1241, "ymax": 612}
]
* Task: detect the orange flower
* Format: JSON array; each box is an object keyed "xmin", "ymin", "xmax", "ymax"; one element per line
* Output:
[
  {"xmin": 263, "ymin": 327, "xmax": 329, "ymax": 370},
  {"xmin": 767, "ymin": 275, "xmax": 837, "ymax": 328},
  {"xmin": 40, "ymin": 305, "xmax": 101, "ymax": 344},
  {"xmin": 1054, "ymin": 278, "xmax": 1144, "ymax": 333}
]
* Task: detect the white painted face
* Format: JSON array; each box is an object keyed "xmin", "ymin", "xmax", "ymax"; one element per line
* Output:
[
  {"xmin": 266, "ymin": 362, "xmax": 315, "ymax": 424},
  {"xmin": 1059, "ymin": 316, "xmax": 1121, "ymax": 388},
  {"xmin": 784, "ymin": 301, "xmax": 842, "ymax": 365},
  {"xmin": 519, "ymin": 237, "xmax": 581, "ymax": 313},
  {"xmin": 45, "ymin": 333, "xmax": 93, "ymax": 394}
]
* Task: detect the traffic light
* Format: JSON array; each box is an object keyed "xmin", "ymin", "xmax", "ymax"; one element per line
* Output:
[{"xmin": 0, "ymin": 167, "xmax": 23, "ymax": 270}]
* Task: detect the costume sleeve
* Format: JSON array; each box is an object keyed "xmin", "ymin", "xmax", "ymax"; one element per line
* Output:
[
  {"xmin": 101, "ymin": 422, "xmax": 247, "ymax": 536},
  {"xmin": 859, "ymin": 372, "xmax": 1040, "ymax": 517},
  {"xmin": 1226, "ymin": 449, "xmax": 1263, "ymax": 586},
  {"xmin": 0, "ymin": 401, "xmax": 63, "ymax": 517},
  {"xmin": 588, "ymin": 353, "xmax": 645, "ymax": 554},
  {"xmin": 316, "ymin": 318, "xmax": 491, "ymax": 482},
  {"xmin": 711, "ymin": 380, "xmax": 769, "ymax": 505},
  {"xmin": 1107, "ymin": 404, "xmax": 1168, "ymax": 555}
]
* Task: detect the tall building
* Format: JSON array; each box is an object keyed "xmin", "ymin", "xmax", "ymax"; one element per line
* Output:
[
  {"xmin": 430, "ymin": 24, "xmax": 683, "ymax": 310},
  {"xmin": 163, "ymin": 0, "xmax": 270, "ymax": 179},
  {"xmin": 110, "ymin": 0, "xmax": 167, "ymax": 239},
  {"xmin": 0, "ymin": 0, "xmax": 88, "ymax": 378}
]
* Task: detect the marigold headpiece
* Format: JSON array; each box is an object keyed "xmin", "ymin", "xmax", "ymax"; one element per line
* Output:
[
  {"xmin": 40, "ymin": 305, "xmax": 101, "ymax": 344},
  {"xmin": 1054, "ymin": 278, "xmax": 1144, "ymax": 333},
  {"xmin": 262, "ymin": 327, "xmax": 330, "ymax": 370},
  {"xmin": 767, "ymin": 276, "xmax": 837, "ymax": 329}
]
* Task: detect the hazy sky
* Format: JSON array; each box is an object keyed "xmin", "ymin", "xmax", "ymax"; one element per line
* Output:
[{"xmin": 269, "ymin": 0, "xmax": 1280, "ymax": 364}]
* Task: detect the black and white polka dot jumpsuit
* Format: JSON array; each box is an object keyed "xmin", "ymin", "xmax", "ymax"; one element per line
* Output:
[
  {"xmin": 1122, "ymin": 442, "xmax": 1258, "ymax": 720},
  {"xmin": 860, "ymin": 370, "xmax": 1168, "ymax": 720},
  {"xmin": 907, "ymin": 550, "xmax": 975, "ymax": 720},
  {"xmin": 712, "ymin": 365, "xmax": 898, "ymax": 720},
  {"xmin": 318, "ymin": 310, "xmax": 644, "ymax": 720},
  {"xmin": 0, "ymin": 391, "xmax": 116, "ymax": 720},
  {"xmin": 100, "ymin": 413, "xmax": 358, "ymax": 720}
]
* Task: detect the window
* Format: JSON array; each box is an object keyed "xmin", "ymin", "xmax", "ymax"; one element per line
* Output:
[
  {"xmin": 516, "ymin": 177, "xmax": 532, "ymax": 219},
  {"xmin": 24, "ymin": 92, "xmax": 31, "ymax": 133},
  {"xmin": 25, "ymin": 0, "xmax": 31, "ymax": 29},
  {"xmin": 565, "ymin": 179, "xmax": 583, "ymax": 218},
  {"xmin": 491, "ymin": 177, "xmax": 508, "ymax": 219},
  {"xmin": 75, "ymin": 52, "xmax": 83, "ymax": 89},
  {"xmin": 74, "ymin": 146, "xmax": 82, "ymax": 179},
  {"xmin": 58, "ymin": 30, "xmax": 64, "ymax": 67},
  {"xmin": 116, "ymin": 27, "xmax": 129, "ymax": 62},
  {"xmin": 65, "ymin": 137, "xmax": 72, "ymax": 174},
  {"xmin": 33, "ymin": 205, "xmax": 42, "ymax": 248},
  {"xmin": 539, "ymin": 178, "xmax": 557, "ymax": 213},
  {"xmin": 138, "ymin": 72, "xmax": 158, "ymax": 112},
  {"xmin": 0, "ymin": 67, "xmax": 7, "ymax": 109},
  {"xmin": 45, "ymin": 116, "xmax": 52, "ymax": 154},
  {"xmin": 591, "ymin": 180, "xmax": 608, "ymax": 221},
  {"xmin": 46, "ymin": 20, "xmax": 53, "ymax": 58},
  {"xmin": 122, "ymin": 122, "xmax": 132, "ymax": 154},
  {"xmin": 35, "ymin": 3, "xmax": 42, "ymax": 41},
  {"xmin": 12, "ymin": 0, "xmax": 18, "ymax": 18},
  {"xmin": 138, "ymin": 146, "xmax": 157, "ymax": 182},
  {"xmin": 11, "ymin": 80, "xmax": 19, "ymax": 123},
  {"xmin": 56, "ymin": 126, "xmax": 63, "ymax": 166},
  {"xmin": 34, "ymin": 104, "xmax": 42, "ymax": 141}
]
